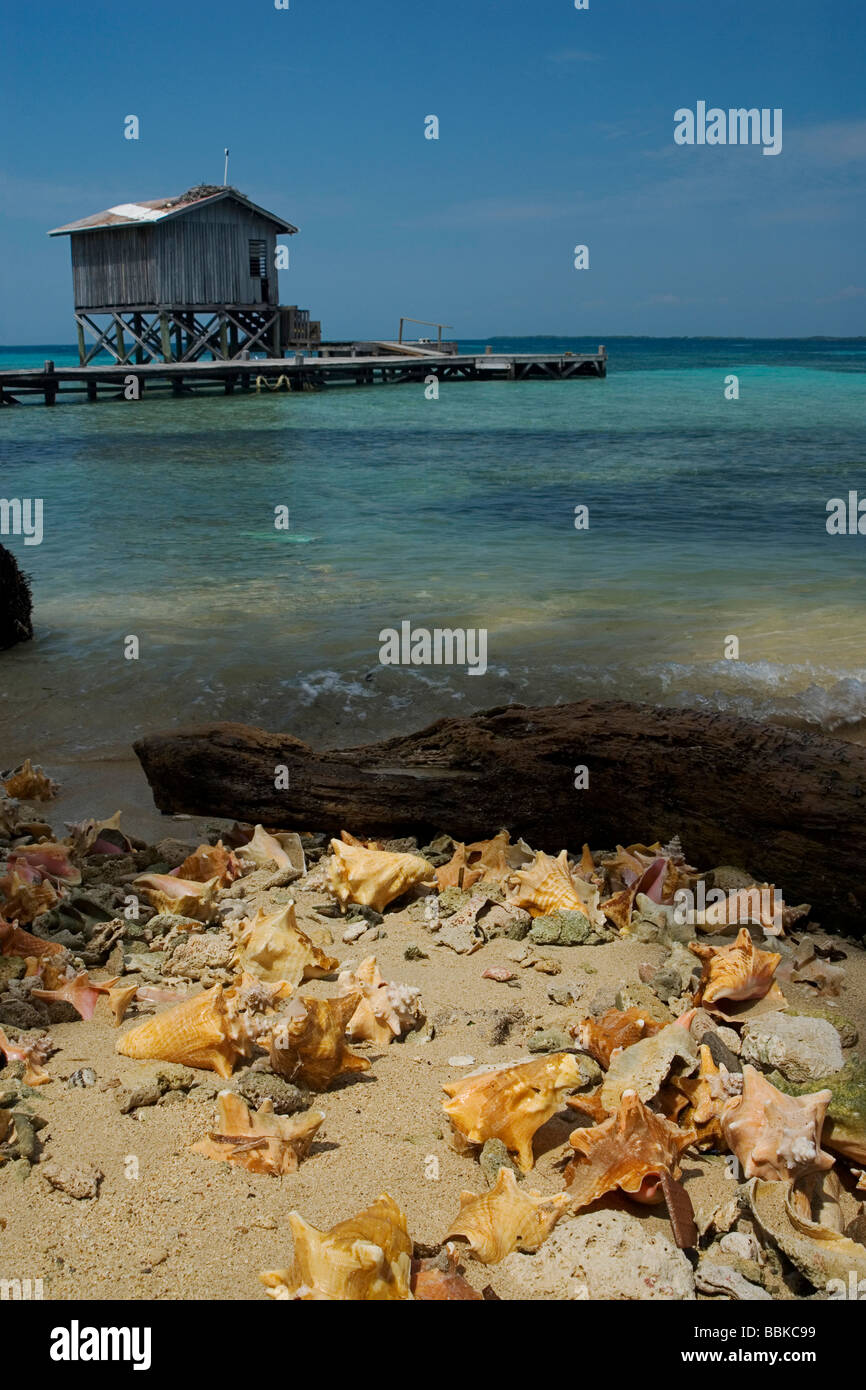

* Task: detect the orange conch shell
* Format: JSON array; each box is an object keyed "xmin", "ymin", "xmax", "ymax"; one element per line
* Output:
[
  {"xmin": 442, "ymin": 1053, "xmax": 586, "ymax": 1172},
  {"xmin": 260, "ymin": 1194, "xmax": 412, "ymax": 1300},
  {"xmin": 690, "ymin": 928, "xmax": 781, "ymax": 1005},
  {"xmin": 721, "ymin": 1065, "xmax": 834, "ymax": 1183},
  {"xmin": 263, "ymin": 994, "xmax": 371, "ymax": 1091},
  {"xmin": 116, "ymin": 984, "xmax": 252, "ymax": 1077},
  {"xmin": 0, "ymin": 918, "xmax": 68, "ymax": 960},
  {"xmin": 233, "ymin": 902, "xmax": 338, "ymax": 986},
  {"xmin": 0, "ymin": 870, "xmax": 60, "ymax": 924},
  {"xmin": 444, "ymin": 1166, "xmax": 570, "ymax": 1264},
  {"xmin": 336, "ymin": 956, "xmax": 423, "ymax": 1046},
  {"xmin": 132, "ymin": 872, "xmax": 220, "ymax": 923},
  {"xmin": 565, "ymin": 1090, "xmax": 697, "ymax": 1207},
  {"xmin": 174, "ymin": 842, "xmax": 241, "ymax": 886},
  {"xmin": 328, "ymin": 838, "xmax": 435, "ymax": 913},
  {"xmin": 191, "ymin": 1091, "xmax": 324, "ymax": 1175},
  {"xmin": 570, "ymin": 1007, "xmax": 664, "ymax": 1070},
  {"xmin": 436, "ymin": 843, "xmax": 484, "ymax": 893},
  {"xmin": 411, "ymin": 1249, "xmax": 484, "ymax": 1300},
  {"xmin": 2, "ymin": 759, "xmax": 58, "ymax": 801},
  {"xmin": 507, "ymin": 850, "xmax": 605, "ymax": 927},
  {"xmin": 664, "ymin": 1044, "xmax": 743, "ymax": 1149}
]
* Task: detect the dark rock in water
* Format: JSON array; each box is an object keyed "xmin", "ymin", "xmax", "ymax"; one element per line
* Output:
[{"xmin": 0, "ymin": 543, "xmax": 34, "ymax": 651}]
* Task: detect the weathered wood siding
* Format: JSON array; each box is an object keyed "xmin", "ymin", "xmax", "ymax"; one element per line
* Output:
[{"xmin": 70, "ymin": 200, "xmax": 282, "ymax": 310}]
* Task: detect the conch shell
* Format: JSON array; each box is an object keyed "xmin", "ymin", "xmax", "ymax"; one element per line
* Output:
[
  {"xmin": 0, "ymin": 870, "xmax": 60, "ymax": 923},
  {"xmin": 0, "ymin": 1026, "xmax": 54, "ymax": 1086},
  {"xmin": 32, "ymin": 970, "xmax": 119, "ymax": 1021},
  {"xmin": 232, "ymin": 902, "xmax": 337, "ymax": 986},
  {"xmin": 2, "ymin": 759, "xmax": 58, "ymax": 801},
  {"xmin": 411, "ymin": 1249, "xmax": 484, "ymax": 1300},
  {"xmin": 442, "ymin": 1053, "xmax": 586, "ymax": 1172},
  {"xmin": 662, "ymin": 1044, "xmax": 743, "ymax": 1149},
  {"xmin": 0, "ymin": 918, "xmax": 68, "ymax": 960},
  {"xmin": 438, "ymin": 830, "xmax": 534, "ymax": 891},
  {"xmin": 444, "ymin": 1166, "xmax": 570, "ymax": 1264},
  {"xmin": 693, "ymin": 885, "xmax": 784, "ymax": 936},
  {"xmin": 570, "ymin": 1007, "xmax": 663, "ymax": 1070},
  {"xmin": 7, "ymin": 842, "xmax": 81, "ymax": 886},
  {"xmin": 599, "ymin": 1018, "xmax": 698, "ymax": 1113},
  {"xmin": 191, "ymin": 1091, "xmax": 323, "ymax": 1175},
  {"xmin": 690, "ymin": 928, "xmax": 781, "ymax": 1006},
  {"xmin": 236, "ymin": 824, "xmax": 298, "ymax": 873},
  {"xmin": 336, "ymin": 956, "xmax": 423, "ymax": 1046},
  {"xmin": 721, "ymin": 1065, "xmax": 833, "ymax": 1183},
  {"xmin": 436, "ymin": 843, "xmax": 484, "ymax": 892},
  {"xmin": 64, "ymin": 811, "xmax": 132, "ymax": 857},
  {"xmin": 328, "ymin": 838, "xmax": 435, "ymax": 913},
  {"xmin": 132, "ymin": 872, "xmax": 220, "ymax": 923},
  {"xmin": 260, "ymin": 1194, "xmax": 412, "ymax": 1300},
  {"xmin": 565, "ymin": 1090, "xmax": 696, "ymax": 1207},
  {"xmin": 263, "ymin": 994, "xmax": 371, "ymax": 1091},
  {"xmin": 507, "ymin": 850, "xmax": 605, "ymax": 928},
  {"xmin": 116, "ymin": 983, "xmax": 256, "ymax": 1078},
  {"xmin": 174, "ymin": 841, "xmax": 241, "ymax": 886}
]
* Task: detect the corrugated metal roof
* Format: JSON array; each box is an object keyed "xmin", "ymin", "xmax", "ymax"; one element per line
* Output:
[{"xmin": 48, "ymin": 188, "xmax": 298, "ymax": 236}]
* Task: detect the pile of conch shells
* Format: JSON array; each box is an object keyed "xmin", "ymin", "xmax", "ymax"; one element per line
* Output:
[{"xmin": 2, "ymin": 786, "xmax": 865, "ymax": 1301}]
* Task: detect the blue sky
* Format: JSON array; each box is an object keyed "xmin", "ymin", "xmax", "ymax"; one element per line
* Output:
[{"xmin": 1, "ymin": 0, "xmax": 864, "ymax": 340}]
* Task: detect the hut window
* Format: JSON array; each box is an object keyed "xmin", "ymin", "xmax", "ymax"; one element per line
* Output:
[{"xmin": 248, "ymin": 240, "xmax": 267, "ymax": 278}]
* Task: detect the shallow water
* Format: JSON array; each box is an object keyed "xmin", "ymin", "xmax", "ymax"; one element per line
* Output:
[{"xmin": 0, "ymin": 337, "xmax": 864, "ymax": 760}]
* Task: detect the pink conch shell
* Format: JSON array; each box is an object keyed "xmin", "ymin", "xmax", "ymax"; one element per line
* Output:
[
  {"xmin": 32, "ymin": 971, "xmax": 119, "ymax": 1021},
  {"xmin": 328, "ymin": 838, "xmax": 435, "ymax": 913},
  {"xmin": 8, "ymin": 842, "xmax": 81, "ymax": 887},
  {"xmin": 442, "ymin": 1053, "xmax": 587, "ymax": 1172},
  {"xmin": 107, "ymin": 982, "xmax": 140, "ymax": 1027},
  {"xmin": 336, "ymin": 956, "xmax": 423, "ymax": 1046},
  {"xmin": 507, "ymin": 849, "xmax": 606, "ymax": 927},
  {"xmin": 132, "ymin": 871, "xmax": 220, "ymax": 923},
  {"xmin": 0, "ymin": 1025, "xmax": 54, "ymax": 1085},
  {"xmin": 690, "ymin": 928, "xmax": 781, "ymax": 1005},
  {"xmin": 721, "ymin": 1065, "xmax": 833, "ymax": 1183},
  {"xmin": 64, "ymin": 811, "xmax": 132, "ymax": 857},
  {"xmin": 233, "ymin": 902, "xmax": 338, "ymax": 986},
  {"xmin": 565, "ymin": 1089, "xmax": 697, "ymax": 1207},
  {"xmin": 444, "ymin": 1166, "xmax": 570, "ymax": 1264},
  {"xmin": 191, "ymin": 1091, "xmax": 324, "ymax": 1175},
  {"xmin": 260, "ymin": 1194, "xmax": 412, "ymax": 1300}
]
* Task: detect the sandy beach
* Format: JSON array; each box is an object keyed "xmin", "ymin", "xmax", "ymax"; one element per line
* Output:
[{"xmin": 2, "ymin": 753, "xmax": 865, "ymax": 1302}]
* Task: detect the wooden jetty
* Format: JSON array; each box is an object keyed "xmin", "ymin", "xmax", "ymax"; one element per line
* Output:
[
  {"xmin": 0, "ymin": 346, "xmax": 607, "ymax": 406},
  {"xmin": 5, "ymin": 185, "xmax": 607, "ymax": 404}
]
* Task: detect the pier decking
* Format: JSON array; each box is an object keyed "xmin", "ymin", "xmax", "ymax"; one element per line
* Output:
[{"xmin": 0, "ymin": 346, "xmax": 607, "ymax": 406}]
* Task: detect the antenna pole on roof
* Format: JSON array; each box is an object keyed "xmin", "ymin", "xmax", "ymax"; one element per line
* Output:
[{"xmin": 223, "ymin": 148, "xmax": 229, "ymax": 186}]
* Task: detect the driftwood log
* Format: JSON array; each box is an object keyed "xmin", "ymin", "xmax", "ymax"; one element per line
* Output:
[{"xmin": 134, "ymin": 701, "xmax": 866, "ymax": 934}]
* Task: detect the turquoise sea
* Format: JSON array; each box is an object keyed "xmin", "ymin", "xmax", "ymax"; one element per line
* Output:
[{"xmin": 0, "ymin": 337, "xmax": 864, "ymax": 762}]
